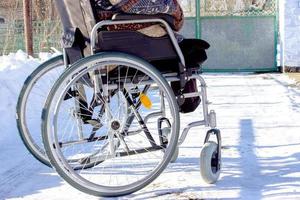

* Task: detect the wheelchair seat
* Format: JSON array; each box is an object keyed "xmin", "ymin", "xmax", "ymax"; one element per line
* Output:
[{"xmin": 97, "ymin": 30, "xmax": 210, "ymax": 73}]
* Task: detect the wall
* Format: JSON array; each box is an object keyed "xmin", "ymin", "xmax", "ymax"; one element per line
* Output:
[{"xmin": 285, "ymin": 0, "xmax": 300, "ymax": 67}]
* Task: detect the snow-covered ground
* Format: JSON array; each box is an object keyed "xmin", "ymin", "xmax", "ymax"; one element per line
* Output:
[{"xmin": 0, "ymin": 51, "xmax": 300, "ymax": 199}]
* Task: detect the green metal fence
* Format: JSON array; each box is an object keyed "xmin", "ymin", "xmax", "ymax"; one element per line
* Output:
[
  {"xmin": 0, "ymin": 20, "xmax": 61, "ymax": 55},
  {"xmin": 179, "ymin": 0, "xmax": 279, "ymax": 72}
]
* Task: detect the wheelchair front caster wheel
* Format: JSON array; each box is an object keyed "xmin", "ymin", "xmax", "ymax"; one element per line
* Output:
[
  {"xmin": 200, "ymin": 141, "xmax": 221, "ymax": 184},
  {"xmin": 170, "ymin": 146, "xmax": 179, "ymax": 163}
]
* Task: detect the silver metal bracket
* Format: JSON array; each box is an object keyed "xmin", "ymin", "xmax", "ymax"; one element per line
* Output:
[{"xmin": 209, "ymin": 110, "xmax": 217, "ymax": 129}]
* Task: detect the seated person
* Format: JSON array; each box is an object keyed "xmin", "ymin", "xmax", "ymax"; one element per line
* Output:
[
  {"xmin": 90, "ymin": 0, "xmax": 208, "ymax": 114},
  {"xmin": 90, "ymin": 0, "xmax": 184, "ymax": 37},
  {"xmin": 90, "ymin": 0, "xmax": 209, "ymax": 67}
]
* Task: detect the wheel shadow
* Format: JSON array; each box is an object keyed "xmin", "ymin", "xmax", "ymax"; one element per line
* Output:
[{"xmin": 124, "ymin": 119, "xmax": 300, "ymax": 199}]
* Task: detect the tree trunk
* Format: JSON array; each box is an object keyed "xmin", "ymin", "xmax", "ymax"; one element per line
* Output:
[{"xmin": 23, "ymin": 0, "xmax": 33, "ymax": 56}]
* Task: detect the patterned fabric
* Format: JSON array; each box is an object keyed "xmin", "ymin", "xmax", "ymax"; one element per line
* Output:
[{"xmin": 91, "ymin": 0, "xmax": 184, "ymax": 31}]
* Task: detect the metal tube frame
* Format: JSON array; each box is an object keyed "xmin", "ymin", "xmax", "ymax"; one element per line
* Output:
[
  {"xmin": 87, "ymin": 18, "xmax": 219, "ymax": 147},
  {"xmin": 59, "ymin": 72, "xmax": 218, "ymax": 147}
]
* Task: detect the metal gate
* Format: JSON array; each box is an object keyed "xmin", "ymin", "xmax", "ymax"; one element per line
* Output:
[{"xmin": 179, "ymin": 0, "xmax": 278, "ymax": 72}]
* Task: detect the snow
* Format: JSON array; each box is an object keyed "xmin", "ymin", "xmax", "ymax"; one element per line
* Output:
[
  {"xmin": 0, "ymin": 50, "xmax": 59, "ymax": 145},
  {"xmin": 0, "ymin": 51, "xmax": 300, "ymax": 199}
]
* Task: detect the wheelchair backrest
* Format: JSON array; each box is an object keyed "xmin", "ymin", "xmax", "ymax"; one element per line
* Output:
[{"xmin": 54, "ymin": 0, "xmax": 96, "ymax": 55}]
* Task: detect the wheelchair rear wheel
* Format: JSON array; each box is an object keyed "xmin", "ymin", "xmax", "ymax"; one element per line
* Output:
[
  {"xmin": 16, "ymin": 55, "xmax": 64, "ymax": 167},
  {"xmin": 42, "ymin": 52, "xmax": 180, "ymax": 197},
  {"xmin": 16, "ymin": 55, "xmax": 105, "ymax": 170}
]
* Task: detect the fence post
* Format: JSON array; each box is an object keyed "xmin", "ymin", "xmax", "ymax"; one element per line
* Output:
[{"xmin": 23, "ymin": 0, "xmax": 33, "ymax": 56}]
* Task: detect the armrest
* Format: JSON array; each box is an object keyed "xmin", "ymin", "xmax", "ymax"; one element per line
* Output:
[{"xmin": 112, "ymin": 13, "xmax": 176, "ymax": 30}]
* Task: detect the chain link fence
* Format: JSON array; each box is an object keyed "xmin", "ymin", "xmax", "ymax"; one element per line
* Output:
[
  {"xmin": 0, "ymin": 0, "xmax": 61, "ymax": 55},
  {"xmin": 200, "ymin": 0, "xmax": 277, "ymax": 17},
  {"xmin": 0, "ymin": 20, "xmax": 61, "ymax": 55}
]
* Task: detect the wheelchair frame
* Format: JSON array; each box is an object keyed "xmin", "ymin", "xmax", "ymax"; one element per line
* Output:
[
  {"xmin": 88, "ymin": 18, "xmax": 221, "ymax": 158},
  {"xmin": 58, "ymin": 17, "xmax": 222, "ymax": 158}
]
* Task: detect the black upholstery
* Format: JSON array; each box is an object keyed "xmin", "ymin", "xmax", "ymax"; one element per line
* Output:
[
  {"xmin": 97, "ymin": 30, "xmax": 209, "ymax": 72},
  {"xmin": 96, "ymin": 31, "xmax": 178, "ymax": 62},
  {"xmin": 179, "ymin": 39, "xmax": 210, "ymax": 68}
]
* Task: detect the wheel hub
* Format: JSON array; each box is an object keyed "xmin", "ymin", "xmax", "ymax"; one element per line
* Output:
[{"xmin": 111, "ymin": 120, "xmax": 121, "ymax": 131}]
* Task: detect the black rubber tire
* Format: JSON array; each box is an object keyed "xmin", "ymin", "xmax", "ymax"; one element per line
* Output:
[{"xmin": 16, "ymin": 55, "xmax": 64, "ymax": 167}]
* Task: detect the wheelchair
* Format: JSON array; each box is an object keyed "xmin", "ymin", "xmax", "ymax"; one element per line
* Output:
[{"xmin": 16, "ymin": 0, "xmax": 222, "ymax": 197}]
